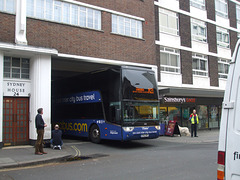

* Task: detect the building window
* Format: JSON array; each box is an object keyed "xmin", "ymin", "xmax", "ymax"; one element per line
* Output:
[
  {"xmin": 160, "ymin": 47, "xmax": 180, "ymax": 73},
  {"xmin": 26, "ymin": 0, "xmax": 101, "ymax": 30},
  {"xmin": 46, "ymin": 0, "xmax": 53, "ymax": 20},
  {"xmin": 216, "ymin": 27, "xmax": 229, "ymax": 48},
  {"xmin": 36, "ymin": 0, "xmax": 45, "ymax": 19},
  {"xmin": 191, "ymin": 18, "xmax": 207, "ymax": 42},
  {"xmin": 112, "ymin": 14, "xmax": 143, "ymax": 39},
  {"xmin": 215, "ymin": 0, "xmax": 228, "ymax": 18},
  {"xmin": 54, "ymin": 0, "xmax": 62, "ymax": 22},
  {"xmin": 0, "ymin": 0, "xmax": 15, "ymax": 14},
  {"xmin": 3, "ymin": 57, "xmax": 30, "ymax": 79},
  {"xmin": 27, "ymin": 0, "xmax": 34, "ymax": 17},
  {"xmin": 218, "ymin": 58, "xmax": 230, "ymax": 79},
  {"xmin": 192, "ymin": 53, "xmax": 208, "ymax": 76},
  {"xmin": 190, "ymin": 0, "xmax": 205, "ymax": 10},
  {"xmin": 159, "ymin": 8, "xmax": 179, "ymax": 35},
  {"xmin": 236, "ymin": 5, "xmax": 240, "ymax": 30}
]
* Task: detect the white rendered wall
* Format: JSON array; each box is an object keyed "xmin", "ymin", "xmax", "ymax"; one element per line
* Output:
[
  {"xmin": 193, "ymin": 75, "xmax": 210, "ymax": 88},
  {"xmin": 0, "ymin": 51, "xmax": 3, "ymax": 143},
  {"xmin": 192, "ymin": 41, "xmax": 209, "ymax": 55},
  {"xmin": 159, "ymin": 33, "xmax": 181, "ymax": 49},
  {"xmin": 159, "ymin": 73, "xmax": 227, "ymax": 91},
  {"xmin": 159, "ymin": 72, "xmax": 182, "ymax": 87},
  {"xmin": 190, "ymin": 6, "xmax": 207, "ymax": 20},
  {"xmin": 29, "ymin": 54, "xmax": 52, "ymax": 140},
  {"xmin": 217, "ymin": 47, "xmax": 232, "ymax": 59},
  {"xmin": 219, "ymin": 79, "xmax": 228, "ymax": 90},
  {"xmin": 216, "ymin": 16, "xmax": 230, "ymax": 28},
  {"xmin": 157, "ymin": 0, "xmax": 179, "ymax": 12}
]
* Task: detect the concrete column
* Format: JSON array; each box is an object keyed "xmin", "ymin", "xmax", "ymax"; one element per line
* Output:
[
  {"xmin": 0, "ymin": 51, "xmax": 3, "ymax": 148},
  {"xmin": 15, "ymin": 0, "xmax": 27, "ymax": 45},
  {"xmin": 29, "ymin": 54, "xmax": 51, "ymax": 142}
]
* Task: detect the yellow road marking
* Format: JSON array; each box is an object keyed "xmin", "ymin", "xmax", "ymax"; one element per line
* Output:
[{"xmin": 71, "ymin": 146, "xmax": 81, "ymax": 157}]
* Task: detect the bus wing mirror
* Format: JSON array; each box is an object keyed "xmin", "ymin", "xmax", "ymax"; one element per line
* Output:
[{"xmin": 116, "ymin": 109, "xmax": 121, "ymax": 122}]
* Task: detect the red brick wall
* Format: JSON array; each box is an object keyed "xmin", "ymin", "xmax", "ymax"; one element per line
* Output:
[
  {"xmin": 0, "ymin": 13, "xmax": 15, "ymax": 44},
  {"xmin": 25, "ymin": 0, "xmax": 156, "ymax": 65}
]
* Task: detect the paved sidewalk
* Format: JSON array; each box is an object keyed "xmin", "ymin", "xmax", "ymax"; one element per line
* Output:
[
  {"xmin": 0, "ymin": 140, "xmax": 88, "ymax": 170},
  {"xmin": 0, "ymin": 129, "xmax": 219, "ymax": 170},
  {"xmin": 160, "ymin": 129, "xmax": 219, "ymax": 144}
]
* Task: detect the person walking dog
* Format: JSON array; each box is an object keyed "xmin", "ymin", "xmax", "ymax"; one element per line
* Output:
[{"xmin": 189, "ymin": 109, "xmax": 199, "ymax": 137}]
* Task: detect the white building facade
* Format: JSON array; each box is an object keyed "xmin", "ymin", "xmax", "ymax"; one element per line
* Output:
[
  {"xmin": 0, "ymin": 0, "xmax": 158, "ymax": 147},
  {"xmin": 155, "ymin": 0, "xmax": 239, "ymax": 129}
]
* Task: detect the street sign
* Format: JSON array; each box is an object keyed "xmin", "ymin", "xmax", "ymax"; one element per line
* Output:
[
  {"xmin": 3, "ymin": 80, "xmax": 31, "ymax": 97},
  {"xmin": 165, "ymin": 120, "xmax": 181, "ymax": 137}
]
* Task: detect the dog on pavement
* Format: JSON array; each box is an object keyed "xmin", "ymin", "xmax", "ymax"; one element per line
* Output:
[{"xmin": 178, "ymin": 125, "xmax": 191, "ymax": 136}]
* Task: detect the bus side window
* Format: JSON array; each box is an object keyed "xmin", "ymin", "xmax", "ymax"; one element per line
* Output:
[{"xmin": 110, "ymin": 106, "xmax": 115, "ymax": 123}]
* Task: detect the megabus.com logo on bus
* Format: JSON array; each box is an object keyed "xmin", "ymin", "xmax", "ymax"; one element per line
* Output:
[{"xmin": 59, "ymin": 122, "xmax": 88, "ymax": 132}]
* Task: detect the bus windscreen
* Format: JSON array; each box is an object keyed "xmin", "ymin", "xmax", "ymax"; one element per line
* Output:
[{"xmin": 122, "ymin": 69, "xmax": 158, "ymax": 100}]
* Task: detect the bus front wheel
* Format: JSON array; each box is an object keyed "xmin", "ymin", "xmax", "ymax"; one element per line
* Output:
[{"xmin": 90, "ymin": 124, "xmax": 101, "ymax": 143}]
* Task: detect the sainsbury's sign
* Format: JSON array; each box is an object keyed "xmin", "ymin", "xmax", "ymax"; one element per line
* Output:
[{"xmin": 164, "ymin": 97, "xmax": 196, "ymax": 104}]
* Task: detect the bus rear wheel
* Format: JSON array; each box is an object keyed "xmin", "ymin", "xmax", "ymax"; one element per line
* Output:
[{"xmin": 90, "ymin": 124, "xmax": 101, "ymax": 143}]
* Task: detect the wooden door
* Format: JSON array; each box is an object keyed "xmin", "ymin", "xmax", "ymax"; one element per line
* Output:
[{"xmin": 3, "ymin": 98, "xmax": 29, "ymax": 146}]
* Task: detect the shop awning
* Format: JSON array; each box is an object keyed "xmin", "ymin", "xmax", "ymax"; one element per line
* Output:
[{"xmin": 159, "ymin": 87, "xmax": 225, "ymax": 98}]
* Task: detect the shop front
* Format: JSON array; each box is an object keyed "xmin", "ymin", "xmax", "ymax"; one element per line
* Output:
[{"xmin": 159, "ymin": 96, "xmax": 223, "ymax": 130}]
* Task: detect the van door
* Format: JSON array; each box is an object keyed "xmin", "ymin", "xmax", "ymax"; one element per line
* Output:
[{"xmin": 224, "ymin": 44, "xmax": 240, "ymax": 179}]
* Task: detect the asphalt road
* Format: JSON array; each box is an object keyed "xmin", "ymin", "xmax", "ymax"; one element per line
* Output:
[{"xmin": 0, "ymin": 139, "xmax": 218, "ymax": 180}]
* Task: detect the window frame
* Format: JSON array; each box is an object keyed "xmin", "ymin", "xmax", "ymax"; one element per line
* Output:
[
  {"xmin": 218, "ymin": 58, "xmax": 230, "ymax": 79},
  {"xmin": 111, "ymin": 14, "xmax": 143, "ymax": 39},
  {"xmin": 159, "ymin": 8, "xmax": 179, "ymax": 36},
  {"xmin": 215, "ymin": 0, "xmax": 228, "ymax": 18},
  {"xmin": 236, "ymin": 5, "xmax": 240, "ymax": 30},
  {"xmin": 190, "ymin": 0, "xmax": 205, "ymax": 10},
  {"xmin": 216, "ymin": 27, "xmax": 230, "ymax": 48},
  {"xmin": 3, "ymin": 56, "xmax": 30, "ymax": 80},
  {"xmin": 26, "ymin": 0, "xmax": 102, "ymax": 31},
  {"xmin": 191, "ymin": 18, "xmax": 207, "ymax": 42},
  {"xmin": 192, "ymin": 53, "xmax": 208, "ymax": 77},
  {"xmin": 160, "ymin": 46, "xmax": 181, "ymax": 74}
]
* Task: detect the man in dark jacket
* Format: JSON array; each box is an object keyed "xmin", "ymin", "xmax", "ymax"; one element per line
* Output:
[
  {"xmin": 51, "ymin": 124, "xmax": 63, "ymax": 150},
  {"xmin": 35, "ymin": 108, "xmax": 47, "ymax": 155}
]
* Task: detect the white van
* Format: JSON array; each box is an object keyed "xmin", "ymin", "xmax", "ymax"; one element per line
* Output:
[{"xmin": 217, "ymin": 40, "xmax": 240, "ymax": 180}]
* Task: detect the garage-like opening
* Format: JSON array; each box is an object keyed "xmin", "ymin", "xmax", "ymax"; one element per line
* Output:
[
  {"xmin": 51, "ymin": 58, "xmax": 160, "ymax": 143},
  {"xmin": 51, "ymin": 58, "xmax": 119, "ymax": 139}
]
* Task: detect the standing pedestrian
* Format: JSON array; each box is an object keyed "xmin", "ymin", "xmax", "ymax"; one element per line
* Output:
[
  {"xmin": 189, "ymin": 109, "xmax": 199, "ymax": 137},
  {"xmin": 35, "ymin": 108, "xmax": 47, "ymax": 155}
]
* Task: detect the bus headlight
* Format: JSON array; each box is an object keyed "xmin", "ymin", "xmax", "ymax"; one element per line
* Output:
[
  {"xmin": 155, "ymin": 125, "xmax": 161, "ymax": 130},
  {"xmin": 123, "ymin": 127, "xmax": 134, "ymax": 132}
]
